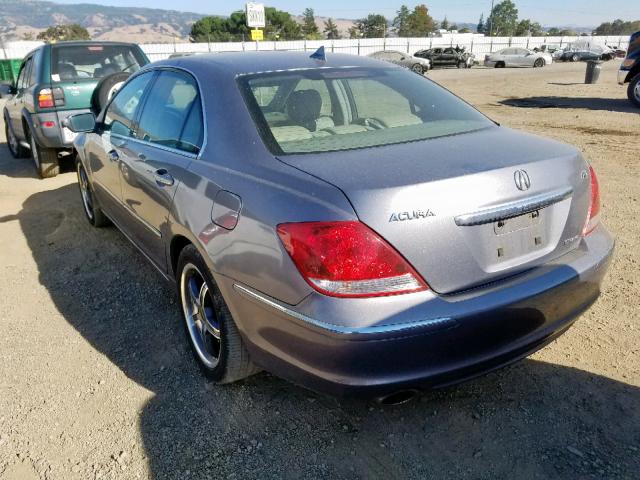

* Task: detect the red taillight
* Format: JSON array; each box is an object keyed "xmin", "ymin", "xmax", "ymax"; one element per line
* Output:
[
  {"xmin": 277, "ymin": 221, "xmax": 429, "ymax": 298},
  {"xmin": 38, "ymin": 88, "xmax": 54, "ymax": 108},
  {"xmin": 582, "ymin": 166, "xmax": 601, "ymax": 236},
  {"xmin": 37, "ymin": 87, "xmax": 65, "ymax": 109}
]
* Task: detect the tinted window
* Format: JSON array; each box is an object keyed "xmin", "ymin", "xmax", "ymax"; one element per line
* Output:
[
  {"xmin": 136, "ymin": 70, "xmax": 203, "ymax": 154},
  {"xmin": 240, "ymin": 68, "xmax": 492, "ymax": 155},
  {"xmin": 51, "ymin": 44, "xmax": 146, "ymax": 82},
  {"xmin": 104, "ymin": 72, "xmax": 153, "ymax": 138}
]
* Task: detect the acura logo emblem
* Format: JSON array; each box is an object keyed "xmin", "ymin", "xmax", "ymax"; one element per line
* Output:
[{"xmin": 514, "ymin": 170, "xmax": 531, "ymax": 191}]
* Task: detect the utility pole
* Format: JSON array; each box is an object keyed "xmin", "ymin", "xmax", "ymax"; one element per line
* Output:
[{"xmin": 488, "ymin": 0, "xmax": 495, "ymax": 37}]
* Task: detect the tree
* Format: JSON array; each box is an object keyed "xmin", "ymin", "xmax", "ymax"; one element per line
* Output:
[
  {"xmin": 546, "ymin": 27, "xmax": 561, "ymax": 36},
  {"xmin": 190, "ymin": 8, "xmax": 303, "ymax": 42},
  {"xmin": 37, "ymin": 24, "xmax": 90, "ymax": 42},
  {"xmin": 485, "ymin": 0, "xmax": 518, "ymax": 36},
  {"xmin": 477, "ymin": 13, "xmax": 485, "ymax": 34},
  {"xmin": 393, "ymin": 5, "xmax": 412, "ymax": 37},
  {"xmin": 22, "ymin": 32, "xmax": 35, "ymax": 40},
  {"xmin": 354, "ymin": 14, "xmax": 387, "ymax": 38},
  {"xmin": 515, "ymin": 19, "xmax": 543, "ymax": 36},
  {"xmin": 348, "ymin": 26, "xmax": 361, "ymax": 39},
  {"xmin": 440, "ymin": 16, "xmax": 449, "ymax": 31},
  {"xmin": 459, "ymin": 27, "xmax": 471, "ymax": 33},
  {"xmin": 301, "ymin": 7, "xmax": 319, "ymax": 38},
  {"xmin": 595, "ymin": 19, "xmax": 640, "ymax": 35},
  {"xmin": 323, "ymin": 18, "xmax": 340, "ymax": 39},
  {"xmin": 450, "ymin": 23, "xmax": 459, "ymax": 31},
  {"xmin": 406, "ymin": 5, "xmax": 436, "ymax": 37}
]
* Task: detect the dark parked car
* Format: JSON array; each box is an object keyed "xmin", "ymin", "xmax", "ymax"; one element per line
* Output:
[
  {"xmin": 65, "ymin": 52, "xmax": 613, "ymax": 401},
  {"xmin": 414, "ymin": 47, "xmax": 474, "ymax": 69},
  {"xmin": 618, "ymin": 31, "xmax": 640, "ymax": 108},
  {"xmin": 2, "ymin": 41, "xmax": 148, "ymax": 177}
]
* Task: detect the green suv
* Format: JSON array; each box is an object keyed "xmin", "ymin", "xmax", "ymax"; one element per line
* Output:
[{"xmin": 3, "ymin": 41, "xmax": 149, "ymax": 177}]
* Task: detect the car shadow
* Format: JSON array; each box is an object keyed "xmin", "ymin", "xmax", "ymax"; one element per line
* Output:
[
  {"xmin": 14, "ymin": 182, "xmax": 640, "ymax": 479},
  {"xmin": 0, "ymin": 142, "xmax": 75, "ymax": 179},
  {"xmin": 499, "ymin": 96, "xmax": 637, "ymax": 113}
]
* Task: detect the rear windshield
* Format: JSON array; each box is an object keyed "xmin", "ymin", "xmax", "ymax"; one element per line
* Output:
[
  {"xmin": 238, "ymin": 67, "xmax": 492, "ymax": 155},
  {"xmin": 50, "ymin": 44, "xmax": 146, "ymax": 82}
]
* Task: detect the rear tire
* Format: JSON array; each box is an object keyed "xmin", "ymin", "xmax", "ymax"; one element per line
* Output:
[
  {"xmin": 571, "ymin": 53, "xmax": 580, "ymax": 62},
  {"xmin": 495, "ymin": 62, "xmax": 505, "ymax": 68},
  {"xmin": 76, "ymin": 159, "xmax": 110, "ymax": 227},
  {"xmin": 4, "ymin": 121, "xmax": 29, "ymax": 158},
  {"xmin": 457, "ymin": 60, "xmax": 466, "ymax": 69},
  {"xmin": 628, "ymin": 74, "xmax": 640, "ymax": 108},
  {"xmin": 411, "ymin": 64, "xmax": 424, "ymax": 75},
  {"xmin": 91, "ymin": 72, "xmax": 131, "ymax": 113},
  {"xmin": 29, "ymin": 129, "xmax": 59, "ymax": 178},
  {"xmin": 177, "ymin": 245, "xmax": 259, "ymax": 384},
  {"xmin": 533, "ymin": 58, "xmax": 545, "ymax": 68}
]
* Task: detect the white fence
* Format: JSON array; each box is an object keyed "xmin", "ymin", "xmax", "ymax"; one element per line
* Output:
[
  {"xmin": 139, "ymin": 35, "xmax": 631, "ymax": 62},
  {"xmin": 1, "ymin": 35, "xmax": 631, "ymax": 61}
]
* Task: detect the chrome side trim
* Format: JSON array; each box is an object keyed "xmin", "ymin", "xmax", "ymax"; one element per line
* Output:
[
  {"xmin": 455, "ymin": 187, "xmax": 573, "ymax": 227},
  {"xmin": 233, "ymin": 284, "xmax": 455, "ymax": 335}
]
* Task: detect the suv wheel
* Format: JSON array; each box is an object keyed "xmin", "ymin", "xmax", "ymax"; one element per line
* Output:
[
  {"xmin": 29, "ymin": 129, "xmax": 59, "ymax": 178},
  {"xmin": 177, "ymin": 245, "xmax": 259, "ymax": 384},
  {"xmin": 628, "ymin": 73, "xmax": 640, "ymax": 108},
  {"xmin": 4, "ymin": 121, "xmax": 29, "ymax": 158}
]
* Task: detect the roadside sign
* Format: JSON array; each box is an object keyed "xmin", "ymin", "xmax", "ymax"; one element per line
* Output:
[
  {"xmin": 251, "ymin": 29, "xmax": 264, "ymax": 41},
  {"xmin": 246, "ymin": 3, "xmax": 266, "ymax": 28}
]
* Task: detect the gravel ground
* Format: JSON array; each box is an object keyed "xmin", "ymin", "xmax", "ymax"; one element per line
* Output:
[{"xmin": 0, "ymin": 61, "xmax": 638, "ymax": 480}]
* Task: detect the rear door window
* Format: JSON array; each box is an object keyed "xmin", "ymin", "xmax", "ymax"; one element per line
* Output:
[
  {"xmin": 104, "ymin": 72, "xmax": 154, "ymax": 138},
  {"xmin": 135, "ymin": 70, "xmax": 203, "ymax": 154},
  {"xmin": 17, "ymin": 58, "xmax": 31, "ymax": 90},
  {"xmin": 51, "ymin": 44, "xmax": 146, "ymax": 82}
]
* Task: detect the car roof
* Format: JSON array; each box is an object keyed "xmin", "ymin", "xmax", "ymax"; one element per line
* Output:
[
  {"xmin": 48, "ymin": 41, "xmax": 141, "ymax": 47},
  {"xmin": 153, "ymin": 51, "xmax": 392, "ymax": 78}
]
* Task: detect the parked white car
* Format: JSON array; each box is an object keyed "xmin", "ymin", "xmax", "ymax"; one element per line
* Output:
[
  {"xmin": 368, "ymin": 50, "xmax": 431, "ymax": 75},
  {"xmin": 484, "ymin": 48, "xmax": 553, "ymax": 68}
]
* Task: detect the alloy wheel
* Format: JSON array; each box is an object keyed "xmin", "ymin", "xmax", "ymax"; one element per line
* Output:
[
  {"xmin": 76, "ymin": 163, "xmax": 95, "ymax": 221},
  {"xmin": 180, "ymin": 263, "xmax": 221, "ymax": 369},
  {"xmin": 6, "ymin": 125, "xmax": 19, "ymax": 156}
]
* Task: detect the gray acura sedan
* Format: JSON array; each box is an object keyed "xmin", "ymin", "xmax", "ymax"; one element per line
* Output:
[{"xmin": 65, "ymin": 51, "xmax": 613, "ymax": 402}]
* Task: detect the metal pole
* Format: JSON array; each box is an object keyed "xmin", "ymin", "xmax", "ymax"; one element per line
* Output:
[{"xmin": 488, "ymin": 0, "xmax": 495, "ymax": 37}]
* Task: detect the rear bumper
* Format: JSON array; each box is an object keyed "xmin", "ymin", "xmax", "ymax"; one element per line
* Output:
[
  {"xmin": 219, "ymin": 226, "xmax": 614, "ymax": 397},
  {"xmin": 31, "ymin": 109, "xmax": 90, "ymax": 149}
]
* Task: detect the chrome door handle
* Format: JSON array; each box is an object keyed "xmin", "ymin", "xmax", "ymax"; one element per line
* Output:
[
  {"xmin": 154, "ymin": 169, "xmax": 174, "ymax": 187},
  {"xmin": 108, "ymin": 150, "xmax": 119, "ymax": 162}
]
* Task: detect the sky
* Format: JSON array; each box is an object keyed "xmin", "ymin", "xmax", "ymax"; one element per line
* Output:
[{"xmin": 54, "ymin": 0, "xmax": 640, "ymax": 26}]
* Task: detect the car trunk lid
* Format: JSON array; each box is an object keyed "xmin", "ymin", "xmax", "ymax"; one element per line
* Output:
[{"xmin": 278, "ymin": 127, "xmax": 592, "ymax": 294}]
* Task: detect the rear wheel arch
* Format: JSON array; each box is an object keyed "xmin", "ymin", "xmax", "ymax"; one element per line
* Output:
[{"xmin": 170, "ymin": 235, "xmax": 194, "ymax": 280}]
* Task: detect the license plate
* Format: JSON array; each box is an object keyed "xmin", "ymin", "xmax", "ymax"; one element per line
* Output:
[
  {"xmin": 62, "ymin": 127, "xmax": 77, "ymax": 143},
  {"xmin": 493, "ymin": 210, "xmax": 540, "ymax": 236}
]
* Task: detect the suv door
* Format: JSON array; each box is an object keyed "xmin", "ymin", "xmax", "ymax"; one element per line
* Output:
[
  {"xmin": 88, "ymin": 71, "xmax": 155, "ymax": 218},
  {"xmin": 120, "ymin": 69, "xmax": 204, "ymax": 269},
  {"xmin": 7, "ymin": 56, "xmax": 33, "ymax": 140},
  {"xmin": 442, "ymin": 48, "xmax": 456, "ymax": 66}
]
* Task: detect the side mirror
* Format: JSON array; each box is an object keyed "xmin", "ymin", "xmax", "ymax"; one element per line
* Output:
[
  {"xmin": 0, "ymin": 83, "xmax": 16, "ymax": 98},
  {"xmin": 63, "ymin": 113, "xmax": 96, "ymax": 133}
]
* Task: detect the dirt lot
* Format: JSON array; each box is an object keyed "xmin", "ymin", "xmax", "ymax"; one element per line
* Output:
[{"xmin": 0, "ymin": 61, "xmax": 638, "ymax": 480}]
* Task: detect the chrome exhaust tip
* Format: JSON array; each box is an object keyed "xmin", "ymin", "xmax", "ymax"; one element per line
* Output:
[{"xmin": 376, "ymin": 389, "xmax": 420, "ymax": 406}]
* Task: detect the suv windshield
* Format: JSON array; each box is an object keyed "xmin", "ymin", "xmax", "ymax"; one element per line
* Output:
[
  {"xmin": 51, "ymin": 44, "xmax": 146, "ymax": 82},
  {"xmin": 239, "ymin": 67, "xmax": 492, "ymax": 155}
]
